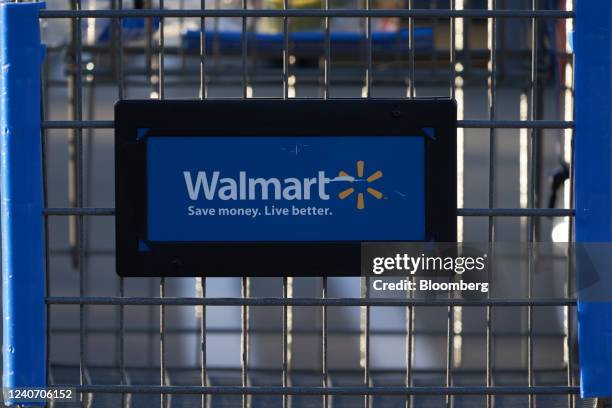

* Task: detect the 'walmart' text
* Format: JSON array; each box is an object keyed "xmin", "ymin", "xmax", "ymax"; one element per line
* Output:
[{"xmin": 183, "ymin": 171, "xmax": 332, "ymax": 201}]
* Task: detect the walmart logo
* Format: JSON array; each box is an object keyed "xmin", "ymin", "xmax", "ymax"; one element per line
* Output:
[
  {"xmin": 183, "ymin": 161, "xmax": 384, "ymax": 210},
  {"xmin": 337, "ymin": 160, "xmax": 384, "ymax": 210}
]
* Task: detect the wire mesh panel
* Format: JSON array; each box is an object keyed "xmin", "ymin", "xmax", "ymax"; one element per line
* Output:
[{"xmin": 13, "ymin": 0, "xmax": 586, "ymax": 406}]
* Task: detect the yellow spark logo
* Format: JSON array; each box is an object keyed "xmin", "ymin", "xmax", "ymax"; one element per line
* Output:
[{"xmin": 338, "ymin": 160, "xmax": 383, "ymax": 210}]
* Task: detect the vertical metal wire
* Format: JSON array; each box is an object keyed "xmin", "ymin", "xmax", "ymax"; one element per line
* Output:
[
  {"xmin": 200, "ymin": 278, "xmax": 207, "ymax": 408},
  {"xmin": 323, "ymin": 0, "xmax": 330, "ymax": 100},
  {"xmin": 160, "ymin": 277, "xmax": 166, "ymax": 408},
  {"xmin": 200, "ymin": 0, "xmax": 207, "ymax": 100},
  {"xmin": 282, "ymin": 276, "xmax": 289, "ymax": 408},
  {"xmin": 520, "ymin": 92, "xmax": 529, "ymax": 243},
  {"xmin": 519, "ymin": 89, "xmax": 532, "ymax": 406},
  {"xmin": 486, "ymin": 1, "xmax": 497, "ymax": 407},
  {"xmin": 113, "ymin": 1, "xmax": 128, "ymax": 406},
  {"xmin": 363, "ymin": 5, "xmax": 372, "ymax": 402},
  {"xmin": 119, "ymin": 277, "xmax": 128, "ymax": 408},
  {"xmin": 68, "ymin": 4, "xmax": 80, "ymax": 271},
  {"xmin": 238, "ymin": 0, "xmax": 250, "ymax": 402},
  {"xmin": 446, "ymin": 303, "xmax": 453, "ymax": 408},
  {"xmin": 41, "ymin": 41, "xmax": 52, "ymax": 408},
  {"xmin": 360, "ymin": 277, "xmax": 370, "ymax": 408},
  {"xmin": 322, "ymin": 277, "xmax": 328, "ymax": 408},
  {"xmin": 142, "ymin": 0, "xmax": 155, "ymax": 372},
  {"xmin": 564, "ymin": 3, "xmax": 576, "ymax": 406},
  {"xmin": 241, "ymin": 1, "xmax": 250, "ymax": 403},
  {"xmin": 566, "ymin": 159, "xmax": 575, "ymax": 408},
  {"xmin": 365, "ymin": 0, "xmax": 372, "ymax": 98},
  {"xmin": 145, "ymin": 0, "xmax": 154, "ymax": 98},
  {"xmin": 528, "ymin": 1, "xmax": 539, "ymax": 406},
  {"xmin": 69, "ymin": 0, "xmax": 86, "ymax": 406},
  {"xmin": 281, "ymin": 3, "xmax": 293, "ymax": 397},
  {"xmin": 405, "ymin": 287, "xmax": 413, "ymax": 408},
  {"xmin": 282, "ymin": 0, "xmax": 289, "ymax": 100},
  {"xmin": 64, "ymin": 0, "xmax": 78, "ymax": 273},
  {"xmin": 566, "ymin": 250, "xmax": 575, "ymax": 408},
  {"xmin": 83, "ymin": 26, "xmax": 95, "ymax": 331},
  {"xmin": 487, "ymin": 4, "xmax": 497, "ymax": 244},
  {"xmin": 449, "ymin": 1, "xmax": 456, "ymax": 101},
  {"xmin": 408, "ymin": 0, "xmax": 415, "ymax": 98},
  {"xmin": 447, "ymin": 4, "xmax": 456, "ymax": 407},
  {"xmin": 527, "ymin": 232, "xmax": 534, "ymax": 408},
  {"xmin": 405, "ymin": 0, "xmax": 416, "ymax": 408},
  {"xmin": 406, "ymin": 2, "xmax": 416, "ymax": 407},
  {"xmin": 158, "ymin": 0, "xmax": 165, "ymax": 100},
  {"xmin": 322, "ymin": 2, "xmax": 330, "ymax": 406},
  {"xmin": 452, "ymin": 0, "xmax": 466, "ymax": 379},
  {"xmin": 454, "ymin": 0, "xmax": 465, "ymax": 246},
  {"xmin": 242, "ymin": 0, "xmax": 248, "ymax": 99},
  {"xmin": 84, "ymin": 7, "xmax": 96, "ymax": 214},
  {"xmin": 158, "ymin": 2, "xmax": 166, "ymax": 407},
  {"xmin": 199, "ymin": 2, "xmax": 208, "ymax": 407},
  {"xmin": 241, "ymin": 276, "xmax": 249, "ymax": 408}
]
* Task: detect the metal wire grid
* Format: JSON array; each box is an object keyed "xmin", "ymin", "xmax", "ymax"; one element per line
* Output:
[{"xmin": 29, "ymin": 0, "xmax": 579, "ymax": 407}]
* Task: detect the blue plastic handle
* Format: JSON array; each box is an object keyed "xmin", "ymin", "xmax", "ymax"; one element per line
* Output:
[
  {"xmin": 0, "ymin": 2, "xmax": 47, "ymax": 406},
  {"xmin": 575, "ymin": 0, "xmax": 612, "ymax": 398}
]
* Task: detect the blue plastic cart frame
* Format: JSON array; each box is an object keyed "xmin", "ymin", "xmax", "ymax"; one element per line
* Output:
[
  {"xmin": 0, "ymin": 2, "xmax": 46, "ymax": 406},
  {"xmin": 574, "ymin": 0, "xmax": 612, "ymax": 398}
]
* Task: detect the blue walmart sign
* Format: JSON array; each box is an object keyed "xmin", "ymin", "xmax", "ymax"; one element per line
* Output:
[{"xmin": 146, "ymin": 136, "xmax": 425, "ymax": 242}]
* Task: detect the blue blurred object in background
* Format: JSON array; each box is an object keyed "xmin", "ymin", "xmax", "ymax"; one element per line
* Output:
[{"xmin": 181, "ymin": 27, "xmax": 434, "ymax": 58}]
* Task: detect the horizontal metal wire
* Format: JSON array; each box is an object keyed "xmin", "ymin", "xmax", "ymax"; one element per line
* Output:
[
  {"xmin": 46, "ymin": 297, "xmax": 576, "ymax": 307},
  {"xmin": 43, "ymin": 120, "xmax": 114, "ymax": 129},
  {"xmin": 43, "ymin": 208, "xmax": 115, "ymax": 216},
  {"xmin": 43, "ymin": 207, "xmax": 574, "ymax": 217},
  {"xmin": 49, "ymin": 326, "xmax": 568, "ymax": 338},
  {"xmin": 47, "ymin": 43, "xmax": 568, "ymax": 57},
  {"xmin": 50, "ymin": 364, "xmax": 571, "ymax": 375},
  {"xmin": 43, "ymin": 71, "xmax": 564, "ymax": 88},
  {"xmin": 459, "ymin": 120, "xmax": 574, "ymax": 129},
  {"xmin": 457, "ymin": 208, "xmax": 574, "ymax": 216},
  {"xmin": 42, "ymin": 120, "xmax": 574, "ymax": 130},
  {"xmin": 49, "ymin": 384, "xmax": 580, "ymax": 396},
  {"xmin": 39, "ymin": 9, "xmax": 574, "ymax": 19}
]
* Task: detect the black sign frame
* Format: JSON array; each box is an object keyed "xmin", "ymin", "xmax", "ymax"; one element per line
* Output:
[{"xmin": 115, "ymin": 99, "xmax": 456, "ymax": 277}]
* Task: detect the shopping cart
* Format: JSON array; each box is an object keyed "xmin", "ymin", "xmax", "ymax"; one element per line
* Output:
[{"xmin": 1, "ymin": 0, "xmax": 610, "ymax": 407}]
